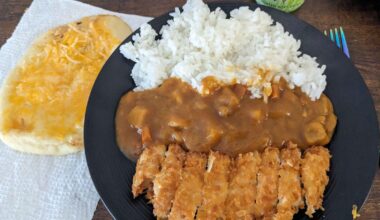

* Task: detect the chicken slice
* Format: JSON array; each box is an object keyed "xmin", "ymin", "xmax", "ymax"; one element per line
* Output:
[
  {"xmin": 301, "ymin": 146, "xmax": 330, "ymax": 218},
  {"xmin": 169, "ymin": 152, "xmax": 207, "ymax": 220},
  {"xmin": 256, "ymin": 147, "xmax": 280, "ymax": 218},
  {"xmin": 153, "ymin": 144, "xmax": 186, "ymax": 218},
  {"xmin": 132, "ymin": 144, "xmax": 166, "ymax": 198},
  {"xmin": 225, "ymin": 151, "xmax": 261, "ymax": 220},
  {"xmin": 273, "ymin": 146, "xmax": 303, "ymax": 220},
  {"xmin": 197, "ymin": 151, "xmax": 231, "ymax": 220}
]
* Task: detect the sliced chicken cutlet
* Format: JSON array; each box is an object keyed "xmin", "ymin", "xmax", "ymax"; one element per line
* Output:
[
  {"xmin": 256, "ymin": 147, "xmax": 280, "ymax": 218},
  {"xmin": 169, "ymin": 152, "xmax": 207, "ymax": 220},
  {"xmin": 197, "ymin": 151, "xmax": 231, "ymax": 220},
  {"xmin": 301, "ymin": 146, "xmax": 330, "ymax": 217},
  {"xmin": 132, "ymin": 144, "xmax": 166, "ymax": 198},
  {"xmin": 153, "ymin": 144, "xmax": 186, "ymax": 218},
  {"xmin": 274, "ymin": 146, "xmax": 303, "ymax": 220},
  {"xmin": 225, "ymin": 152, "xmax": 261, "ymax": 220}
]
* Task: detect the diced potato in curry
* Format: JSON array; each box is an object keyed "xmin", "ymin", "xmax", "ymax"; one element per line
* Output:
[{"xmin": 127, "ymin": 106, "xmax": 148, "ymax": 128}]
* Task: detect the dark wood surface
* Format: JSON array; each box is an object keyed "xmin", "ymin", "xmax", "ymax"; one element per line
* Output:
[{"xmin": 1, "ymin": 0, "xmax": 379, "ymax": 219}]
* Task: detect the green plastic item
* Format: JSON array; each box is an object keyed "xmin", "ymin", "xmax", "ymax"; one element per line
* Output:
[{"xmin": 256, "ymin": 0, "xmax": 305, "ymax": 13}]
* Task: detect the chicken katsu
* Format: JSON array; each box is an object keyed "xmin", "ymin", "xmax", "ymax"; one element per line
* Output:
[
  {"xmin": 225, "ymin": 152, "xmax": 261, "ymax": 220},
  {"xmin": 302, "ymin": 146, "xmax": 331, "ymax": 217},
  {"xmin": 169, "ymin": 152, "xmax": 207, "ymax": 220},
  {"xmin": 152, "ymin": 144, "xmax": 186, "ymax": 218},
  {"xmin": 274, "ymin": 145, "xmax": 303, "ymax": 220},
  {"xmin": 256, "ymin": 147, "xmax": 281, "ymax": 218},
  {"xmin": 197, "ymin": 151, "xmax": 231, "ymax": 220},
  {"xmin": 132, "ymin": 144, "xmax": 331, "ymax": 220},
  {"xmin": 120, "ymin": 75, "xmax": 336, "ymax": 220},
  {"xmin": 132, "ymin": 144, "xmax": 166, "ymax": 198}
]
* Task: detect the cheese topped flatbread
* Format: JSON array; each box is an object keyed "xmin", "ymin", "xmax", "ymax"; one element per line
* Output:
[{"xmin": 0, "ymin": 15, "xmax": 132, "ymax": 155}]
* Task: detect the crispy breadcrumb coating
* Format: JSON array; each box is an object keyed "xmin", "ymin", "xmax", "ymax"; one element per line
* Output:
[
  {"xmin": 301, "ymin": 146, "xmax": 330, "ymax": 217},
  {"xmin": 256, "ymin": 147, "xmax": 280, "ymax": 218},
  {"xmin": 153, "ymin": 144, "xmax": 186, "ymax": 218},
  {"xmin": 274, "ymin": 146, "xmax": 303, "ymax": 220},
  {"xmin": 169, "ymin": 152, "xmax": 207, "ymax": 220},
  {"xmin": 132, "ymin": 145, "xmax": 166, "ymax": 198},
  {"xmin": 197, "ymin": 151, "xmax": 231, "ymax": 219},
  {"xmin": 225, "ymin": 152, "xmax": 261, "ymax": 220}
]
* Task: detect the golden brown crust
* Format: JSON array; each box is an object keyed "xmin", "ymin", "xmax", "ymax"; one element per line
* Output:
[
  {"xmin": 225, "ymin": 152, "xmax": 261, "ymax": 220},
  {"xmin": 153, "ymin": 144, "xmax": 186, "ymax": 218},
  {"xmin": 132, "ymin": 145, "xmax": 166, "ymax": 198},
  {"xmin": 301, "ymin": 146, "xmax": 330, "ymax": 217},
  {"xmin": 274, "ymin": 146, "xmax": 303, "ymax": 220},
  {"xmin": 256, "ymin": 147, "xmax": 280, "ymax": 218},
  {"xmin": 197, "ymin": 151, "xmax": 231, "ymax": 220},
  {"xmin": 131, "ymin": 145, "xmax": 331, "ymax": 219},
  {"xmin": 273, "ymin": 211, "xmax": 295, "ymax": 220},
  {"xmin": 169, "ymin": 152, "xmax": 207, "ymax": 220}
]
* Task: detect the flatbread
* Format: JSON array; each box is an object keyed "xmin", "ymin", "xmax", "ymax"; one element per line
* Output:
[{"xmin": 0, "ymin": 15, "xmax": 132, "ymax": 155}]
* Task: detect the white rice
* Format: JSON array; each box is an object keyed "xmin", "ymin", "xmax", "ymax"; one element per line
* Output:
[{"xmin": 120, "ymin": 0, "xmax": 326, "ymax": 100}]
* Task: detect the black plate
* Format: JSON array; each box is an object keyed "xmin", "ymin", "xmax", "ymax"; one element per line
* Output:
[{"xmin": 84, "ymin": 2, "xmax": 379, "ymax": 220}]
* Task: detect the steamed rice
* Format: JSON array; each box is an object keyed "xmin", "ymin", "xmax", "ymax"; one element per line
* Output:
[{"xmin": 120, "ymin": 0, "xmax": 326, "ymax": 100}]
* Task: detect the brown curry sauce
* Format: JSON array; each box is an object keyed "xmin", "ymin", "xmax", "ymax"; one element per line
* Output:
[{"xmin": 116, "ymin": 78, "xmax": 336, "ymax": 161}]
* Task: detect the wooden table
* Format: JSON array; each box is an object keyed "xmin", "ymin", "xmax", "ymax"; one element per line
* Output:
[{"xmin": 1, "ymin": 0, "xmax": 379, "ymax": 219}]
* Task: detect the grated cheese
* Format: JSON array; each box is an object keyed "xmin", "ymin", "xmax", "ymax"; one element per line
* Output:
[{"xmin": 2, "ymin": 17, "xmax": 121, "ymax": 140}]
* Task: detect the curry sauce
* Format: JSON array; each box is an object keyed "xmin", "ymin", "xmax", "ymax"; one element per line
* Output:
[{"xmin": 116, "ymin": 78, "xmax": 336, "ymax": 161}]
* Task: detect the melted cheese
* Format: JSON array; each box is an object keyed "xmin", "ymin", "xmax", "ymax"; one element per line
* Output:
[{"xmin": 2, "ymin": 17, "xmax": 121, "ymax": 140}]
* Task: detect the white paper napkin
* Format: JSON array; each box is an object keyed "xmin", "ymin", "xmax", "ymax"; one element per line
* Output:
[{"xmin": 0, "ymin": 0, "xmax": 151, "ymax": 219}]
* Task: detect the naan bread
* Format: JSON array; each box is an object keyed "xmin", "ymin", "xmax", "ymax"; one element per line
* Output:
[{"xmin": 0, "ymin": 15, "xmax": 132, "ymax": 155}]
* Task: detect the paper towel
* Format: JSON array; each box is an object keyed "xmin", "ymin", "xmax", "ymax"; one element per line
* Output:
[{"xmin": 0, "ymin": 0, "xmax": 151, "ymax": 219}]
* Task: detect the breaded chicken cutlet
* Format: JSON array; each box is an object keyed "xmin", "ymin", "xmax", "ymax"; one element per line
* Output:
[
  {"xmin": 225, "ymin": 152, "xmax": 261, "ymax": 220},
  {"xmin": 132, "ymin": 144, "xmax": 166, "ymax": 198},
  {"xmin": 256, "ymin": 147, "xmax": 280, "ymax": 219},
  {"xmin": 301, "ymin": 146, "xmax": 331, "ymax": 217},
  {"xmin": 132, "ymin": 144, "xmax": 331, "ymax": 220},
  {"xmin": 169, "ymin": 152, "xmax": 207, "ymax": 220},
  {"xmin": 197, "ymin": 151, "xmax": 231, "ymax": 220},
  {"xmin": 153, "ymin": 144, "xmax": 186, "ymax": 218},
  {"xmin": 274, "ymin": 146, "xmax": 303, "ymax": 220}
]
